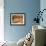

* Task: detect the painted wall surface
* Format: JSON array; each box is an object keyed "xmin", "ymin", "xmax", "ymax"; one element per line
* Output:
[
  {"xmin": 40, "ymin": 0, "xmax": 46, "ymax": 27},
  {"xmin": 4, "ymin": 0, "xmax": 40, "ymax": 42}
]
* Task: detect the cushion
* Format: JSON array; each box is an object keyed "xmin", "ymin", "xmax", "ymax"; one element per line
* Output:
[{"xmin": 17, "ymin": 37, "xmax": 25, "ymax": 46}]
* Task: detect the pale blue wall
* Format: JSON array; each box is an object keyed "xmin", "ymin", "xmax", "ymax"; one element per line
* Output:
[
  {"xmin": 4, "ymin": 0, "xmax": 40, "ymax": 42},
  {"xmin": 40, "ymin": 0, "xmax": 46, "ymax": 27}
]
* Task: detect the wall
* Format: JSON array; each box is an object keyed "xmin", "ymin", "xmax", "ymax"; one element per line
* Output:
[
  {"xmin": 4, "ymin": 0, "xmax": 40, "ymax": 42},
  {"xmin": 40, "ymin": 0, "xmax": 46, "ymax": 27}
]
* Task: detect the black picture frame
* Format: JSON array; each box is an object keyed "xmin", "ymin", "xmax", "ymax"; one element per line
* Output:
[{"xmin": 10, "ymin": 13, "xmax": 26, "ymax": 26}]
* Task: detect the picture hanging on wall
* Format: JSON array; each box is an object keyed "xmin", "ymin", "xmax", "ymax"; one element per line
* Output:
[{"xmin": 10, "ymin": 13, "xmax": 25, "ymax": 26}]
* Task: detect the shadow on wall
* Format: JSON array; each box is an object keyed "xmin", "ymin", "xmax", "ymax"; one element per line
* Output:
[{"xmin": 34, "ymin": 9, "xmax": 46, "ymax": 24}]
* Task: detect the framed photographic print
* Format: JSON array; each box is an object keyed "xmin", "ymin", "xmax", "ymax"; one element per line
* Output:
[{"xmin": 10, "ymin": 13, "xmax": 25, "ymax": 26}]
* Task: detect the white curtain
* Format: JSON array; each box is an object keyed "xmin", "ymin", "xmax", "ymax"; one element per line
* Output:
[{"xmin": 0, "ymin": 0, "xmax": 4, "ymax": 42}]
